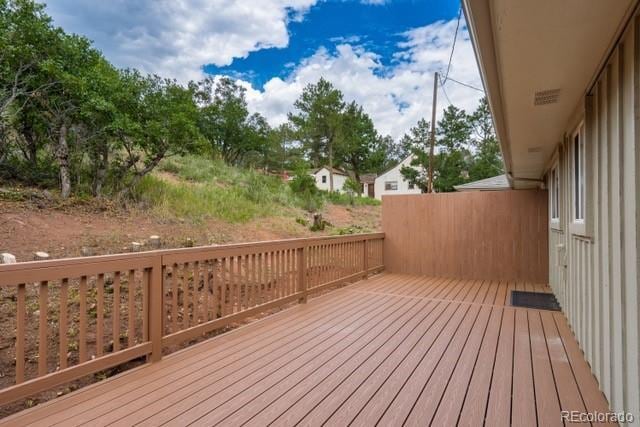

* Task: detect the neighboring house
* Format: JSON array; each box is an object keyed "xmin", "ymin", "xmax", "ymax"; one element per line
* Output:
[
  {"xmin": 453, "ymin": 174, "xmax": 509, "ymax": 191},
  {"xmin": 465, "ymin": 0, "xmax": 640, "ymax": 417},
  {"xmin": 310, "ymin": 166, "xmax": 349, "ymax": 192},
  {"xmin": 374, "ymin": 155, "xmax": 422, "ymax": 200},
  {"xmin": 360, "ymin": 173, "xmax": 376, "ymax": 198}
]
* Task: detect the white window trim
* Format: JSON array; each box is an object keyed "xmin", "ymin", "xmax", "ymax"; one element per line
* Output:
[
  {"xmin": 569, "ymin": 122, "xmax": 587, "ymax": 236},
  {"xmin": 549, "ymin": 161, "xmax": 561, "ymax": 230}
]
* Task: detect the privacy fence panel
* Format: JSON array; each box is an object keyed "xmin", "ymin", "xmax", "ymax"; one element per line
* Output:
[{"xmin": 382, "ymin": 190, "xmax": 548, "ymax": 282}]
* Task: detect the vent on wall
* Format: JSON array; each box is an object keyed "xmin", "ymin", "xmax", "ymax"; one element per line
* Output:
[{"xmin": 534, "ymin": 89, "xmax": 561, "ymax": 106}]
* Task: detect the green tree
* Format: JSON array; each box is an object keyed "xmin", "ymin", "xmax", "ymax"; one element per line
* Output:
[
  {"xmin": 468, "ymin": 97, "xmax": 503, "ymax": 180},
  {"xmin": 336, "ymin": 101, "xmax": 379, "ymax": 183},
  {"xmin": 399, "ymin": 118, "xmax": 430, "ymax": 191},
  {"xmin": 400, "ymin": 106, "xmax": 473, "ymax": 192},
  {"xmin": 197, "ymin": 77, "xmax": 270, "ymax": 165},
  {"xmin": 288, "ymin": 77, "xmax": 344, "ymax": 191},
  {"xmin": 113, "ymin": 72, "xmax": 202, "ymax": 193}
]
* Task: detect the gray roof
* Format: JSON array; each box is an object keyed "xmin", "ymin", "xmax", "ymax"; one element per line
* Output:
[{"xmin": 453, "ymin": 174, "xmax": 510, "ymax": 191}]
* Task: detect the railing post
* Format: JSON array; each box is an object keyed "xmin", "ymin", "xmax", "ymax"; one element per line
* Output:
[
  {"xmin": 297, "ymin": 245, "xmax": 307, "ymax": 303},
  {"xmin": 362, "ymin": 238, "xmax": 368, "ymax": 280},
  {"xmin": 148, "ymin": 256, "xmax": 163, "ymax": 362}
]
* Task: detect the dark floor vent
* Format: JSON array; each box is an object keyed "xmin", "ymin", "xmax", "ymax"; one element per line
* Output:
[{"xmin": 510, "ymin": 291, "xmax": 561, "ymax": 311}]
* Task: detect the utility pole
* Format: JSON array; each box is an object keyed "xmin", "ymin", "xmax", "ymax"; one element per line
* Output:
[{"xmin": 427, "ymin": 71, "xmax": 438, "ymax": 193}]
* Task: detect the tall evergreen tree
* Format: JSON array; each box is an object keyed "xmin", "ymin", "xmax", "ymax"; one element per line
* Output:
[{"xmin": 288, "ymin": 77, "xmax": 344, "ymax": 191}]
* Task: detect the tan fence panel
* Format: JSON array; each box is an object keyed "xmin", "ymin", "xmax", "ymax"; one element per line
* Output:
[{"xmin": 382, "ymin": 190, "xmax": 547, "ymax": 282}]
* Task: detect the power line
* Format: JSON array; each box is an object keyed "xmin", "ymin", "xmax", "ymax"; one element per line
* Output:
[
  {"xmin": 442, "ymin": 7, "xmax": 462, "ymax": 84},
  {"xmin": 438, "ymin": 74, "xmax": 453, "ymax": 107},
  {"xmin": 445, "ymin": 76, "xmax": 485, "ymax": 93}
]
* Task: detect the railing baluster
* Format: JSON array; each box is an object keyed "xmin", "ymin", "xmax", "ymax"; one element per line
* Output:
[
  {"xmin": 59, "ymin": 278, "xmax": 68, "ymax": 369},
  {"xmin": 128, "ymin": 269, "xmax": 135, "ymax": 347},
  {"xmin": 79, "ymin": 275, "xmax": 87, "ymax": 363},
  {"xmin": 182, "ymin": 263, "xmax": 190, "ymax": 329},
  {"xmin": 142, "ymin": 268, "xmax": 149, "ymax": 342},
  {"xmin": 235, "ymin": 256, "xmax": 241, "ymax": 311},
  {"xmin": 221, "ymin": 258, "xmax": 228, "ymax": 316},
  {"xmin": 38, "ymin": 280, "xmax": 48, "ymax": 376},
  {"xmin": 149, "ymin": 258, "xmax": 163, "ymax": 362},
  {"xmin": 171, "ymin": 264, "xmax": 178, "ymax": 333},
  {"xmin": 192, "ymin": 261, "xmax": 199, "ymax": 323},
  {"xmin": 113, "ymin": 272, "xmax": 121, "ymax": 352},
  {"xmin": 258, "ymin": 253, "xmax": 263, "ymax": 305},
  {"xmin": 16, "ymin": 283, "xmax": 26, "ymax": 384},
  {"xmin": 203, "ymin": 261, "xmax": 209, "ymax": 322},
  {"xmin": 96, "ymin": 273, "xmax": 104, "ymax": 356}
]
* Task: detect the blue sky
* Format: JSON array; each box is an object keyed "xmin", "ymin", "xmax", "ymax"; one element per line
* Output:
[
  {"xmin": 205, "ymin": 0, "xmax": 459, "ymax": 88},
  {"xmin": 45, "ymin": 0, "xmax": 482, "ymax": 139}
]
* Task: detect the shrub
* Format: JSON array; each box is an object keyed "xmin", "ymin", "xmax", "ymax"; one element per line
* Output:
[{"xmin": 289, "ymin": 171, "xmax": 317, "ymax": 195}]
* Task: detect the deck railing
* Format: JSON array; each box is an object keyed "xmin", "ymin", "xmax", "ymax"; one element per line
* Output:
[{"xmin": 0, "ymin": 233, "xmax": 384, "ymax": 406}]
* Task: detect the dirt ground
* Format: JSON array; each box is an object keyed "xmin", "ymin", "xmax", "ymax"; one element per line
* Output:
[{"xmin": 0, "ymin": 191, "xmax": 381, "ymax": 262}]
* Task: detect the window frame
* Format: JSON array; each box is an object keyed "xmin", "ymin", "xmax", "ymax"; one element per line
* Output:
[
  {"xmin": 385, "ymin": 181, "xmax": 398, "ymax": 191},
  {"xmin": 569, "ymin": 122, "xmax": 587, "ymax": 236},
  {"xmin": 321, "ymin": 175, "xmax": 327, "ymax": 184},
  {"xmin": 549, "ymin": 161, "xmax": 560, "ymax": 228}
]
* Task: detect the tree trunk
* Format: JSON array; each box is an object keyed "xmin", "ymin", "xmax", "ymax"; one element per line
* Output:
[
  {"xmin": 92, "ymin": 142, "xmax": 108, "ymax": 197},
  {"xmin": 328, "ymin": 142, "xmax": 334, "ymax": 192},
  {"xmin": 56, "ymin": 123, "xmax": 71, "ymax": 198},
  {"xmin": 119, "ymin": 151, "xmax": 165, "ymax": 198}
]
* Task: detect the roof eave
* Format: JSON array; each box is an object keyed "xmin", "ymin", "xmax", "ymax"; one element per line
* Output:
[{"xmin": 462, "ymin": 0, "xmax": 514, "ymax": 189}]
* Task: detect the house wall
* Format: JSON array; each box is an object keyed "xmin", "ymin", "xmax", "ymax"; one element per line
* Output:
[
  {"xmin": 374, "ymin": 156, "xmax": 422, "ymax": 200},
  {"xmin": 382, "ymin": 190, "xmax": 548, "ymax": 282},
  {"xmin": 312, "ymin": 168, "xmax": 347, "ymax": 192},
  {"xmin": 547, "ymin": 13, "xmax": 639, "ymax": 418}
]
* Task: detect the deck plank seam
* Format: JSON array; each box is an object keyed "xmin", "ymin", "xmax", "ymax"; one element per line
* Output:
[
  {"xmin": 482, "ymin": 306, "xmax": 506, "ymax": 427},
  {"xmin": 430, "ymin": 304, "xmax": 493, "ymax": 426},
  {"xmin": 407, "ymin": 302, "xmax": 485, "ymax": 426},
  {"xmin": 304, "ymin": 299, "xmax": 454, "ymax": 425},
  {"xmin": 375, "ymin": 303, "xmax": 473, "ymax": 424}
]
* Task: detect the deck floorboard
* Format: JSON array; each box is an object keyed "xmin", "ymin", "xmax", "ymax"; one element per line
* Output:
[{"xmin": 1, "ymin": 273, "xmax": 612, "ymax": 427}]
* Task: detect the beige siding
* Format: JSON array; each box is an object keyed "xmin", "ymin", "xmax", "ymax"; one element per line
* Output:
[{"xmin": 547, "ymin": 14, "xmax": 640, "ymax": 419}]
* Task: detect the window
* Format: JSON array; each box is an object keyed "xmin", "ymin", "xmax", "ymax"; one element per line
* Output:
[
  {"xmin": 385, "ymin": 181, "xmax": 398, "ymax": 191},
  {"xmin": 322, "ymin": 175, "xmax": 327, "ymax": 183},
  {"xmin": 408, "ymin": 182, "xmax": 415, "ymax": 190},
  {"xmin": 550, "ymin": 163, "xmax": 559, "ymax": 222},
  {"xmin": 572, "ymin": 124, "xmax": 585, "ymax": 222}
]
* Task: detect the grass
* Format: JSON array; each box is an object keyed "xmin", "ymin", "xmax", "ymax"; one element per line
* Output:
[{"xmin": 139, "ymin": 155, "xmax": 378, "ymax": 223}]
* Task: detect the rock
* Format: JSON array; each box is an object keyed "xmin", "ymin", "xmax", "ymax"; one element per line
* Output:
[
  {"xmin": 131, "ymin": 242, "xmax": 142, "ymax": 252},
  {"xmin": 149, "ymin": 235, "xmax": 161, "ymax": 249},
  {"xmin": 33, "ymin": 251, "xmax": 50, "ymax": 261},
  {"xmin": 0, "ymin": 253, "xmax": 16, "ymax": 264},
  {"xmin": 80, "ymin": 247, "xmax": 94, "ymax": 257}
]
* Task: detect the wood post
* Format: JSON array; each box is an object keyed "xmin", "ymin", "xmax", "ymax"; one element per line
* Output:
[
  {"xmin": 362, "ymin": 239, "xmax": 368, "ymax": 280},
  {"xmin": 148, "ymin": 258, "xmax": 163, "ymax": 362},
  {"xmin": 297, "ymin": 246, "xmax": 307, "ymax": 303}
]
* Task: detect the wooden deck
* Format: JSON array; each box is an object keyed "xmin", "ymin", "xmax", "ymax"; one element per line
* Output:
[{"xmin": 1, "ymin": 273, "xmax": 612, "ymax": 426}]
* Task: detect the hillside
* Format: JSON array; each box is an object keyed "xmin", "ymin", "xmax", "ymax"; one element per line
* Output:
[{"xmin": 0, "ymin": 157, "xmax": 381, "ymax": 262}]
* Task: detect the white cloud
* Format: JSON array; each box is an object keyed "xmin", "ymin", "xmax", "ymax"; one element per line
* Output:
[
  {"xmin": 244, "ymin": 19, "xmax": 484, "ymax": 140},
  {"xmin": 46, "ymin": 1, "xmax": 483, "ymax": 142},
  {"xmin": 46, "ymin": 0, "xmax": 318, "ymax": 82}
]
